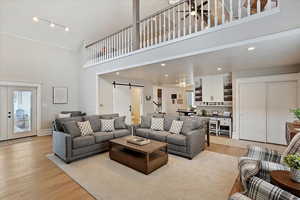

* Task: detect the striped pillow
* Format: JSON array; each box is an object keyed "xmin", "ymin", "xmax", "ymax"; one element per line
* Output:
[{"xmin": 77, "ymin": 121, "xmax": 94, "ymax": 136}]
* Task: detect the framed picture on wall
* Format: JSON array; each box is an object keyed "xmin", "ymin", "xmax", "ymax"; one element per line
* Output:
[{"xmin": 53, "ymin": 87, "xmax": 68, "ymax": 104}]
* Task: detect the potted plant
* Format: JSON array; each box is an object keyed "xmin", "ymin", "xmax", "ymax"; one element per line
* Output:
[
  {"xmin": 284, "ymin": 154, "xmax": 300, "ymax": 182},
  {"xmin": 290, "ymin": 108, "xmax": 300, "ymax": 123}
]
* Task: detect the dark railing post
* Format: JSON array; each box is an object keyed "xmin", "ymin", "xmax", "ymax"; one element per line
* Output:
[{"xmin": 132, "ymin": 0, "xmax": 140, "ymax": 51}]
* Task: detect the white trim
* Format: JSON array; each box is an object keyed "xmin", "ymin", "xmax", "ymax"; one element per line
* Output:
[
  {"xmin": 84, "ymin": 8, "xmax": 280, "ymax": 70},
  {"xmin": 0, "ymin": 80, "xmax": 42, "ymax": 136},
  {"xmin": 235, "ymin": 73, "xmax": 300, "ymax": 140}
]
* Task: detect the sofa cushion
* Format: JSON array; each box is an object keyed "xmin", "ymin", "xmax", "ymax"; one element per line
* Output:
[
  {"xmin": 149, "ymin": 131, "xmax": 171, "ymax": 142},
  {"xmin": 100, "ymin": 114, "xmax": 119, "ymax": 119},
  {"xmin": 83, "ymin": 115, "xmax": 100, "ymax": 121},
  {"xmin": 179, "ymin": 116, "xmax": 202, "ymax": 134},
  {"xmin": 168, "ymin": 144, "xmax": 187, "ymax": 153},
  {"xmin": 63, "ymin": 121, "xmax": 81, "ymax": 137},
  {"xmin": 135, "ymin": 128, "xmax": 151, "ymax": 138},
  {"xmin": 151, "ymin": 118, "xmax": 164, "ymax": 131},
  {"xmin": 72, "ymin": 136, "xmax": 95, "ymax": 149},
  {"xmin": 164, "ymin": 115, "xmax": 179, "ymax": 131},
  {"xmin": 94, "ymin": 132, "xmax": 114, "ymax": 143},
  {"xmin": 89, "ymin": 119, "xmax": 101, "ymax": 132},
  {"xmin": 141, "ymin": 116, "xmax": 151, "ymax": 128},
  {"xmin": 55, "ymin": 116, "xmax": 83, "ymax": 132},
  {"xmin": 114, "ymin": 116, "xmax": 127, "ymax": 129},
  {"xmin": 113, "ymin": 129, "xmax": 130, "ymax": 138},
  {"xmin": 167, "ymin": 134, "xmax": 186, "ymax": 146},
  {"xmin": 101, "ymin": 119, "xmax": 115, "ymax": 132}
]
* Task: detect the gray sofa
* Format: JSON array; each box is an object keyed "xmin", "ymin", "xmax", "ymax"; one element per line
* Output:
[
  {"xmin": 133, "ymin": 114, "xmax": 207, "ymax": 159},
  {"xmin": 52, "ymin": 114, "xmax": 131, "ymax": 163}
]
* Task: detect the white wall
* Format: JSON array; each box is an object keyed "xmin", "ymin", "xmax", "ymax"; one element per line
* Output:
[
  {"xmin": 161, "ymin": 86, "xmax": 188, "ymax": 115},
  {"xmin": 0, "ymin": 33, "xmax": 80, "ymax": 131}
]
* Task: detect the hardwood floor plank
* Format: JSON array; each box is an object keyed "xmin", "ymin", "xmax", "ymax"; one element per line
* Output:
[{"xmin": 0, "ymin": 136, "xmax": 244, "ymax": 200}]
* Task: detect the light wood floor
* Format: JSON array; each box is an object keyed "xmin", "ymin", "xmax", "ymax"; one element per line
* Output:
[{"xmin": 0, "ymin": 136, "xmax": 246, "ymax": 200}]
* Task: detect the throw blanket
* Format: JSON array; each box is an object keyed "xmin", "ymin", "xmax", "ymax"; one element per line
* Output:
[{"xmin": 239, "ymin": 158, "xmax": 260, "ymax": 193}]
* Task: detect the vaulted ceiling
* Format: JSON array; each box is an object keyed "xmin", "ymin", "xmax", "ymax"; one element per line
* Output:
[{"xmin": 0, "ymin": 0, "xmax": 170, "ymax": 50}]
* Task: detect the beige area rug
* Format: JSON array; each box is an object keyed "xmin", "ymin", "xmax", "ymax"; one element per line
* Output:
[
  {"xmin": 210, "ymin": 136, "xmax": 286, "ymax": 153},
  {"xmin": 48, "ymin": 151, "xmax": 238, "ymax": 200}
]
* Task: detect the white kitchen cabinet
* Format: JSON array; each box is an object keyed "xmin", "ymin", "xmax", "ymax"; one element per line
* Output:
[{"xmin": 202, "ymin": 75, "xmax": 224, "ymax": 102}]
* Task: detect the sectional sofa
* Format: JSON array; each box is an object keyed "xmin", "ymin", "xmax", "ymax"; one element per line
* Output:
[
  {"xmin": 52, "ymin": 114, "xmax": 131, "ymax": 163},
  {"xmin": 134, "ymin": 114, "xmax": 207, "ymax": 159}
]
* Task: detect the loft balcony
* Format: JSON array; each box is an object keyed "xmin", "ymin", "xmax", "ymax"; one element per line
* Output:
[{"xmin": 83, "ymin": 0, "xmax": 279, "ymax": 69}]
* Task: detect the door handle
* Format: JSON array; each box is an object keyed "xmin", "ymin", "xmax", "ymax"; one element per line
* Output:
[
  {"xmin": 129, "ymin": 105, "xmax": 132, "ymax": 112},
  {"xmin": 8, "ymin": 112, "xmax": 11, "ymax": 119}
]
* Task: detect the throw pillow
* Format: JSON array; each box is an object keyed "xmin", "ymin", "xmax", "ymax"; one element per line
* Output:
[
  {"xmin": 77, "ymin": 121, "xmax": 94, "ymax": 136},
  {"xmin": 114, "ymin": 116, "xmax": 126, "ymax": 129},
  {"xmin": 141, "ymin": 116, "xmax": 151, "ymax": 128},
  {"xmin": 150, "ymin": 118, "xmax": 164, "ymax": 131},
  {"xmin": 63, "ymin": 121, "xmax": 81, "ymax": 137},
  {"xmin": 89, "ymin": 119, "xmax": 101, "ymax": 132},
  {"xmin": 169, "ymin": 120, "xmax": 184, "ymax": 134},
  {"xmin": 58, "ymin": 113, "xmax": 71, "ymax": 119},
  {"xmin": 101, "ymin": 119, "xmax": 115, "ymax": 132}
]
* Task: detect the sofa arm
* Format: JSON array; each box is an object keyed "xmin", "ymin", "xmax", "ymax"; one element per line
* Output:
[
  {"xmin": 52, "ymin": 131, "xmax": 72, "ymax": 163},
  {"xmin": 183, "ymin": 128, "xmax": 205, "ymax": 158},
  {"xmin": 246, "ymin": 145, "xmax": 282, "ymax": 163},
  {"xmin": 228, "ymin": 193, "xmax": 252, "ymax": 200},
  {"xmin": 246, "ymin": 177, "xmax": 298, "ymax": 200},
  {"xmin": 258, "ymin": 161, "xmax": 290, "ymax": 182}
]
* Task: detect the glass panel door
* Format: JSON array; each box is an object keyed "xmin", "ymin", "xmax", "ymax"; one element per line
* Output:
[{"xmin": 7, "ymin": 87, "xmax": 37, "ymax": 139}]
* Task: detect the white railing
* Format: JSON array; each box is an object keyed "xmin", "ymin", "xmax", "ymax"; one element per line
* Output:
[{"xmin": 85, "ymin": 0, "xmax": 278, "ymax": 67}]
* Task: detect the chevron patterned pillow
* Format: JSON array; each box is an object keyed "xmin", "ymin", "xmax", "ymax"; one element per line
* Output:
[
  {"xmin": 169, "ymin": 120, "xmax": 184, "ymax": 134},
  {"xmin": 101, "ymin": 119, "xmax": 115, "ymax": 132},
  {"xmin": 77, "ymin": 121, "xmax": 94, "ymax": 136}
]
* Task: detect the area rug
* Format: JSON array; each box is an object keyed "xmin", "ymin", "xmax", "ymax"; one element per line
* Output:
[{"xmin": 47, "ymin": 151, "xmax": 238, "ymax": 200}]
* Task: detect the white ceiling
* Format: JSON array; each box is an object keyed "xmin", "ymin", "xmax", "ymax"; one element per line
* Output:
[
  {"xmin": 101, "ymin": 31, "xmax": 300, "ymax": 85},
  {"xmin": 0, "ymin": 0, "xmax": 170, "ymax": 50}
]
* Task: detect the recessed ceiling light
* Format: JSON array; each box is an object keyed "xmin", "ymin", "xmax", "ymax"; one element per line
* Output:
[
  {"xmin": 33, "ymin": 17, "xmax": 39, "ymax": 22},
  {"xmin": 217, "ymin": 67, "xmax": 222, "ymax": 71},
  {"xmin": 169, "ymin": 0, "xmax": 180, "ymax": 5},
  {"xmin": 248, "ymin": 46, "xmax": 255, "ymax": 51},
  {"xmin": 161, "ymin": 63, "xmax": 166, "ymax": 67},
  {"xmin": 65, "ymin": 27, "xmax": 69, "ymax": 32},
  {"xmin": 50, "ymin": 23, "xmax": 55, "ymax": 28},
  {"xmin": 116, "ymin": 72, "xmax": 120, "ymax": 75},
  {"xmin": 164, "ymin": 74, "xmax": 169, "ymax": 77}
]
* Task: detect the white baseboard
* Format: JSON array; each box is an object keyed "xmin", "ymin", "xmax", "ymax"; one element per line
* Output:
[{"xmin": 37, "ymin": 129, "xmax": 52, "ymax": 136}]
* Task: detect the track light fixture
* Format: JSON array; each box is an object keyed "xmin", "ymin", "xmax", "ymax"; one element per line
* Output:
[{"xmin": 32, "ymin": 17, "xmax": 70, "ymax": 32}]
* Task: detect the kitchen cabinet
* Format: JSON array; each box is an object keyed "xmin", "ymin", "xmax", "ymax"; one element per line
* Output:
[{"xmin": 202, "ymin": 75, "xmax": 224, "ymax": 102}]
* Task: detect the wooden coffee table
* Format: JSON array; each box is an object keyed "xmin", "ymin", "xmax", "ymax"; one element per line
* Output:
[
  {"xmin": 271, "ymin": 170, "xmax": 300, "ymax": 197},
  {"xmin": 109, "ymin": 136, "xmax": 168, "ymax": 175}
]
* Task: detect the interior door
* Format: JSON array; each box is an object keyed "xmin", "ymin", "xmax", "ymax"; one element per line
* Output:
[
  {"xmin": 7, "ymin": 87, "xmax": 37, "ymax": 139},
  {"xmin": 239, "ymin": 82, "xmax": 267, "ymax": 142},
  {"xmin": 267, "ymin": 81, "xmax": 297, "ymax": 145},
  {"xmin": 113, "ymin": 86, "xmax": 132, "ymax": 124},
  {"xmin": 0, "ymin": 87, "xmax": 8, "ymax": 141}
]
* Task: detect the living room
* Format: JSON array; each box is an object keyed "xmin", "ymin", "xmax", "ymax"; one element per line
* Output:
[{"xmin": 1, "ymin": 0, "xmax": 300, "ymax": 200}]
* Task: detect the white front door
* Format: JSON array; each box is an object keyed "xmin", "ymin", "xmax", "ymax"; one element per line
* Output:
[
  {"xmin": 0, "ymin": 86, "xmax": 37, "ymax": 140},
  {"xmin": 113, "ymin": 86, "xmax": 132, "ymax": 124},
  {"xmin": 267, "ymin": 81, "xmax": 297, "ymax": 145},
  {"xmin": 239, "ymin": 82, "xmax": 267, "ymax": 142}
]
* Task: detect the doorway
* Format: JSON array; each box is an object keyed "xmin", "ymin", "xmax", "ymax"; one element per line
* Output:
[
  {"xmin": 113, "ymin": 86, "xmax": 143, "ymax": 125},
  {"xmin": 0, "ymin": 86, "xmax": 37, "ymax": 141}
]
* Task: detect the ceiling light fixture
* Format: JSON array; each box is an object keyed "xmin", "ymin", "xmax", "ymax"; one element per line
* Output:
[
  {"xmin": 32, "ymin": 17, "xmax": 70, "ymax": 32},
  {"xmin": 161, "ymin": 63, "xmax": 166, "ymax": 67},
  {"xmin": 169, "ymin": 0, "xmax": 181, "ymax": 5},
  {"xmin": 217, "ymin": 67, "xmax": 222, "ymax": 71},
  {"xmin": 33, "ymin": 17, "xmax": 39, "ymax": 22},
  {"xmin": 248, "ymin": 46, "xmax": 255, "ymax": 51}
]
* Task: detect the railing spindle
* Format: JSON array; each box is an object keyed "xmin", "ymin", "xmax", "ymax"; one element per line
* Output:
[
  {"xmin": 195, "ymin": 0, "xmax": 197, "ymax": 32},
  {"xmin": 147, "ymin": 19, "xmax": 150, "ymax": 47},
  {"xmin": 247, "ymin": 0, "xmax": 251, "ymax": 16},
  {"xmin": 238, "ymin": 0, "xmax": 242, "ymax": 19},
  {"xmin": 151, "ymin": 18, "xmax": 153, "ymax": 45},
  {"xmin": 183, "ymin": 2, "xmax": 186, "ymax": 36},
  {"xmin": 143, "ymin": 20, "xmax": 146, "ymax": 47},
  {"xmin": 168, "ymin": 8, "xmax": 171, "ymax": 40},
  {"xmin": 189, "ymin": 0, "xmax": 192, "ymax": 34},
  {"xmin": 178, "ymin": 4, "xmax": 181, "ymax": 38},
  {"xmin": 163, "ymin": 12, "xmax": 166, "ymax": 42},
  {"xmin": 208, "ymin": 0, "xmax": 211, "ymax": 28},
  {"xmin": 257, "ymin": 0, "xmax": 261, "ymax": 13},
  {"xmin": 222, "ymin": 0, "xmax": 225, "ymax": 24},
  {"xmin": 214, "ymin": 0, "xmax": 218, "ymax": 26},
  {"xmin": 201, "ymin": 0, "xmax": 204, "ymax": 30},
  {"xmin": 173, "ymin": 7, "xmax": 175, "ymax": 39},
  {"xmin": 230, "ymin": 0, "xmax": 233, "ymax": 22}
]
